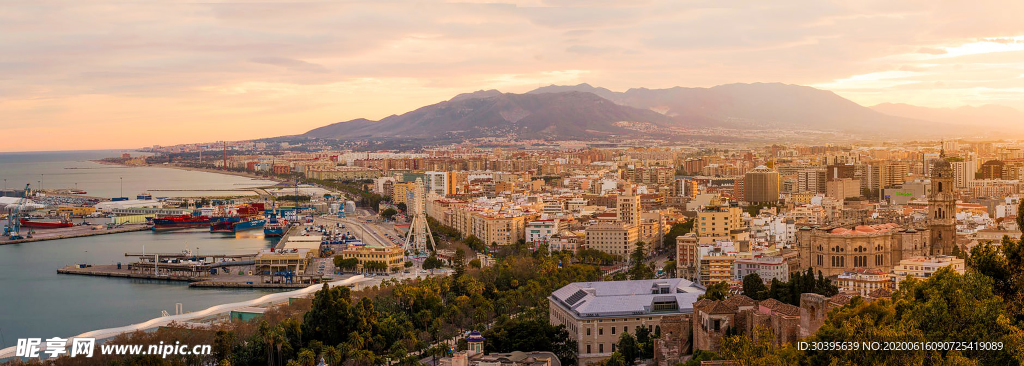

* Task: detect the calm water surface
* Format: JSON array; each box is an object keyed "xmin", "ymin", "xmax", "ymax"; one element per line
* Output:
[{"xmin": 0, "ymin": 151, "xmax": 285, "ymax": 349}]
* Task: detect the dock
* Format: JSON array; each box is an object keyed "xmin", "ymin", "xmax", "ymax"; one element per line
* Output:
[
  {"xmin": 57, "ymin": 259, "xmax": 333, "ymax": 289},
  {"xmin": 57, "ymin": 265, "xmax": 199, "ymax": 282},
  {"xmin": 189, "ymin": 281, "xmax": 312, "ymax": 289},
  {"xmin": 1, "ymin": 224, "xmax": 149, "ymax": 245}
]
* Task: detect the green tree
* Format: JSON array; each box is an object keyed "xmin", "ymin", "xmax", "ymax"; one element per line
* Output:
[
  {"xmin": 464, "ymin": 235, "xmax": 486, "ymax": 252},
  {"xmin": 741, "ymin": 273, "xmax": 768, "ymax": 300},
  {"xmin": 617, "ymin": 332, "xmax": 639, "ymax": 364},
  {"xmin": 380, "ymin": 208, "xmax": 398, "ymax": 220},
  {"xmin": 699, "ymin": 281, "xmax": 729, "ymax": 301},
  {"xmin": 484, "ymin": 318, "xmax": 578, "ymax": 366},
  {"xmin": 422, "ymin": 255, "xmax": 444, "ymax": 270},
  {"xmin": 301, "ymin": 284, "xmax": 354, "ymax": 346},
  {"xmin": 334, "ymin": 256, "xmax": 359, "ymax": 271},
  {"xmin": 627, "ymin": 241, "xmax": 654, "ymax": 280},
  {"xmin": 715, "ymin": 327, "xmax": 801, "ymax": 366}
]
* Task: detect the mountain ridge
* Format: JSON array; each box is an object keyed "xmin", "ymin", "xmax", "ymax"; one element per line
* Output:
[{"xmin": 299, "ymin": 82, "xmax": 1017, "ymax": 142}]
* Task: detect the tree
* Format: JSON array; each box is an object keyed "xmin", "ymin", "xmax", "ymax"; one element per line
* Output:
[
  {"xmin": 484, "ymin": 318, "xmax": 578, "ymax": 366},
  {"xmin": 464, "ymin": 235, "xmax": 486, "ymax": 252},
  {"xmin": 301, "ymin": 284, "xmax": 354, "ymax": 347},
  {"xmin": 663, "ymin": 260, "xmax": 677, "ymax": 278},
  {"xmin": 617, "ymin": 332, "xmax": 639, "ymax": 364},
  {"xmin": 699, "ymin": 281, "xmax": 729, "ymax": 301},
  {"xmin": 714, "ymin": 327, "xmax": 801, "ymax": 366},
  {"xmin": 627, "ymin": 241, "xmax": 654, "ymax": 280},
  {"xmin": 742, "ymin": 273, "xmax": 768, "ymax": 300},
  {"xmin": 380, "ymin": 208, "xmax": 398, "ymax": 220},
  {"xmin": 469, "ymin": 259, "xmax": 482, "ymax": 268},
  {"xmin": 662, "ymin": 221, "xmax": 694, "ymax": 253},
  {"xmin": 422, "ymin": 255, "xmax": 444, "ymax": 270},
  {"xmin": 334, "ymin": 256, "xmax": 359, "ymax": 271},
  {"xmin": 452, "ymin": 248, "xmax": 467, "ymax": 278}
]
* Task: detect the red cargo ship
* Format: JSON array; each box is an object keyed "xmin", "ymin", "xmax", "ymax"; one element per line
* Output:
[
  {"xmin": 20, "ymin": 218, "xmax": 74, "ymax": 228},
  {"xmin": 151, "ymin": 214, "xmax": 213, "ymax": 231}
]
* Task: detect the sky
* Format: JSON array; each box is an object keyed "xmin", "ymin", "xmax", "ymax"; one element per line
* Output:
[{"xmin": 3, "ymin": 0, "xmax": 1024, "ymax": 152}]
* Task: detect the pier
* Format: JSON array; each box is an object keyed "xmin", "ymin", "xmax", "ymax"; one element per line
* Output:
[
  {"xmin": 57, "ymin": 248, "xmax": 330, "ymax": 288},
  {"xmin": 1, "ymin": 224, "xmax": 149, "ymax": 245}
]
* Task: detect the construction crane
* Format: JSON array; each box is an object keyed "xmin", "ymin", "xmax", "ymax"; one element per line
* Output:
[{"xmin": 3, "ymin": 184, "xmax": 31, "ymax": 240}]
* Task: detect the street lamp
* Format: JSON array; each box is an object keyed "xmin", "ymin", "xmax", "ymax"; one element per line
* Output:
[{"xmin": 120, "ymin": 177, "xmax": 123, "ymax": 198}]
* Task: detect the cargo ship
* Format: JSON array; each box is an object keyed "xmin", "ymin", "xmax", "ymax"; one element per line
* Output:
[
  {"xmin": 210, "ymin": 203, "xmax": 266, "ymax": 233},
  {"xmin": 263, "ymin": 212, "xmax": 287, "ymax": 237},
  {"xmin": 20, "ymin": 218, "xmax": 74, "ymax": 228},
  {"xmin": 211, "ymin": 216, "xmax": 266, "ymax": 233},
  {"xmin": 151, "ymin": 213, "xmax": 212, "ymax": 231}
]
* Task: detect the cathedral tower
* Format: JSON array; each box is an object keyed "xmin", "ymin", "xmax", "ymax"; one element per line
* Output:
[{"xmin": 928, "ymin": 153, "xmax": 956, "ymax": 255}]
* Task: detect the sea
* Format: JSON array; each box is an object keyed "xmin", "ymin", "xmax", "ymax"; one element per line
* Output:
[{"xmin": 0, "ymin": 150, "xmax": 285, "ymax": 349}]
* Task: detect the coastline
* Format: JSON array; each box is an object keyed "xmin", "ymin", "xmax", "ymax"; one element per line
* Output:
[{"xmin": 93, "ymin": 160, "xmax": 287, "ymax": 185}]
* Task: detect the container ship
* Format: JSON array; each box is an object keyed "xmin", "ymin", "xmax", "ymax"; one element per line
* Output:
[
  {"xmin": 211, "ymin": 216, "xmax": 266, "ymax": 233},
  {"xmin": 151, "ymin": 213, "xmax": 212, "ymax": 231},
  {"xmin": 20, "ymin": 218, "xmax": 74, "ymax": 228},
  {"xmin": 210, "ymin": 203, "xmax": 266, "ymax": 233},
  {"xmin": 263, "ymin": 212, "xmax": 287, "ymax": 237}
]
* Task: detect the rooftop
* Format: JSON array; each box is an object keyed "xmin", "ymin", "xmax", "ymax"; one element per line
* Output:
[{"xmin": 550, "ymin": 278, "xmax": 705, "ymax": 318}]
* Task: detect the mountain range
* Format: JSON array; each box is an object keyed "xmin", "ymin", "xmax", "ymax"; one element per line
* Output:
[{"xmin": 299, "ymin": 82, "xmax": 1024, "ymax": 142}]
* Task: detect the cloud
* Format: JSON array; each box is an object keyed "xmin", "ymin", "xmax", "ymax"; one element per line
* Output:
[
  {"xmin": 2, "ymin": 1, "xmax": 1024, "ymax": 151},
  {"xmin": 917, "ymin": 47, "xmax": 947, "ymax": 55},
  {"xmin": 250, "ymin": 57, "xmax": 330, "ymax": 74}
]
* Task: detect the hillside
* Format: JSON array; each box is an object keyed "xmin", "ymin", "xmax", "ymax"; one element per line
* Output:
[{"xmin": 303, "ymin": 91, "xmax": 676, "ymax": 140}]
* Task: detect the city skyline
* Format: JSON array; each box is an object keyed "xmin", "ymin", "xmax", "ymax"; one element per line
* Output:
[{"xmin": 4, "ymin": 1, "xmax": 1024, "ymax": 151}]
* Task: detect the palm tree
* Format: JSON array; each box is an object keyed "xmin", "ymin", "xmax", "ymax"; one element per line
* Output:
[{"xmin": 324, "ymin": 346, "xmax": 342, "ymax": 365}]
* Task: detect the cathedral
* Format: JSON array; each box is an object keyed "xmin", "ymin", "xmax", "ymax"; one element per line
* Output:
[{"xmin": 928, "ymin": 153, "xmax": 957, "ymax": 255}]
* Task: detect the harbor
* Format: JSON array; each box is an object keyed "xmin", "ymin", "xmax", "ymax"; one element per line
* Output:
[
  {"xmin": 56, "ymin": 229, "xmax": 335, "ymax": 289},
  {"xmin": 0, "ymin": 223, "xmax": 149, "ymax": 245}
]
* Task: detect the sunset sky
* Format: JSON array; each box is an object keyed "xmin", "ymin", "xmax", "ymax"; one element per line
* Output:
[{"xmin": 3, "ymin": 1, "xmax": 1024, "ymax": 152}]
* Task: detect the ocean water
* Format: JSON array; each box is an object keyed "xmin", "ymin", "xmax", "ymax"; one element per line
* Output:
[
  {"xmin": 0, "ymin": 150, "xmax": 277, "ymax": 198},
  {"xmin": 0, "ymin": 151, "xmax": 285, "ymax": 349}
]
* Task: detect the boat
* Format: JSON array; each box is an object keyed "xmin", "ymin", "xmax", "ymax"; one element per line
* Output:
[
  {"xmin": 70, "ymin": 190, "xmax": 87, "ymax": 195},
  {"xmin": 20, "ymin": 218, "xmax": 74, "ymax": 228},
  {"xmin": 211, "ymin": 216, "xmax": 266, "ymax": 233},
  {"xmin": 151, "ymin": 213, "xmax": 212, "ymax": 231},
  {"xmin": 210, "ymin": 203, "xmax": 267, "ymax": 233},
  {"xmin": 263, "ymin": 214, "xmax": 286, "ymax": 237}
]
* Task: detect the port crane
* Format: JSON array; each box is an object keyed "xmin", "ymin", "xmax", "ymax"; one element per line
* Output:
[{"xmin": 3, "ymin": 184, "xmax": 31, "ymax": 240}]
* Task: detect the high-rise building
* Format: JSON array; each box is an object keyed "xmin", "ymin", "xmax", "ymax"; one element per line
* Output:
[
  {"xmin": 743, "ymin": 166, "xmax": 780, "ymax": 204},
  {"xmin": 695, "ymin": 205, "xmax": 743, "ymax": 238},
  {"xmin": 980, "ymin": 160, "xmax": 1005, "ymax": 180},
  {"xmin": 929, "ymin": 158, "xmax": 956, "ymax": 255},
  {"xmin": 424, "ymin": 171, "xmax": 454, "ymax": 197},
  {"xmin": 584, "ymin": 222, "xmax": 639, "ymax": 257},
  {"xmin": 950, "ymin": 158, "xmax": 977, "ymax": 189},
  {"xmin": 797, "ymin": 169, "xmax": 825, "ymax": 194},
  {"xmin": 616, "ymin": 193, "xmax": 641, "ymax": 226},
  {"xmin": 879, "ymin": 162, "xmax": 910, "ymax": 189},
  {"xmin": 825, "ymin": 164, "xmax": 855, "ymax": 181},
  {"xmin": 826, "ymin": 178, "xmax": 860, "ymax": 200}
]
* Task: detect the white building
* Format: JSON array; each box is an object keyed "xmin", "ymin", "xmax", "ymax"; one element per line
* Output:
[
  {"xmin": 526, "ymin": 219, "xmax": 565, "ymax": 244},
  {"xmin": 733, "ymin": 254, "xmax": 789, "ymax": 283},
  {"xmin": 891, "ymin": 255, "xmax": 965, "ymax": 288}
]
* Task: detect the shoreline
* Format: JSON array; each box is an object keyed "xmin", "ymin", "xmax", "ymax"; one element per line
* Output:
[{"xmin": 92, "ymin": 160, "xmax": 287, "ymax": 185}]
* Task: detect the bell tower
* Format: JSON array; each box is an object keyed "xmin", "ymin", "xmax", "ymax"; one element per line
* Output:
[{"xmin": 928, "ymin": 151, "xmax": 956, "ymax": 255}]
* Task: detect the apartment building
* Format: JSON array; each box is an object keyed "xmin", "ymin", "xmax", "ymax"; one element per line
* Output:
[{"xmin": 584, "ymin": 222, "xmax": 640, "ymax": 257}]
